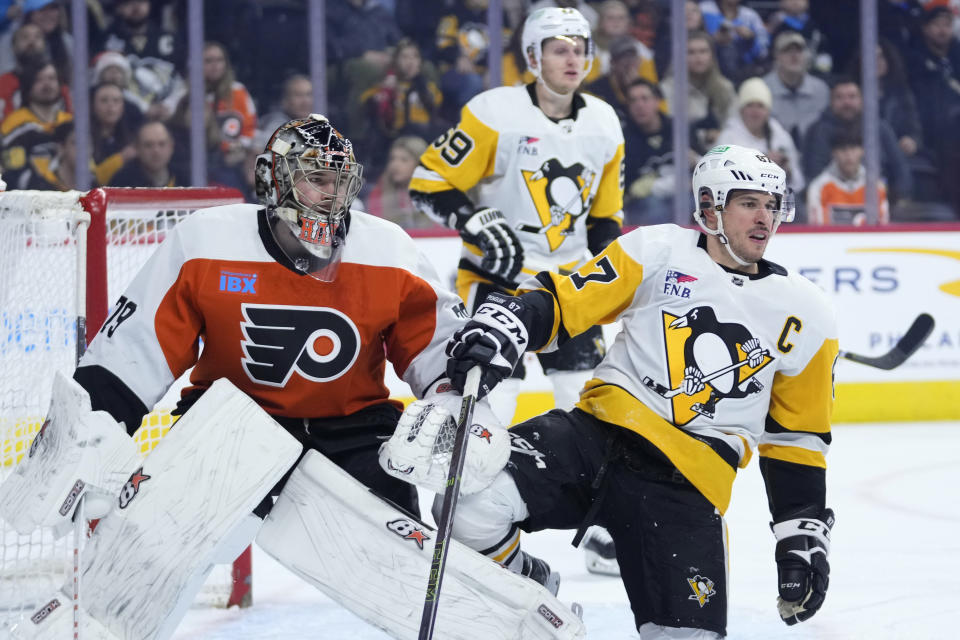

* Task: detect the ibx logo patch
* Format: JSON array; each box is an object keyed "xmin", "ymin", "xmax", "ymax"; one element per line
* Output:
[
  {"xmin": 386, "ymin": 518, "xmax": 431, "ymax": 549},
  {"xmin": 219, "ymin": 270, "xmax": 258, "ymax": 294},
  {"xmin": 664, "ymin": 269, "xmax": 698, "ymax": 298},
  {"xmin": 118, "ymin": 467, "xmax": 151, "ymax": 509},
  {"xmin": 687, "ymin": 574, "xmax": 717, "ymax": 607}
]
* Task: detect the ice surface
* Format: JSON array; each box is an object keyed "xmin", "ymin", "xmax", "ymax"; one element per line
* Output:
[{"xmin": 173, "ymin": 422, "xmax": 960, "ymax": 639}]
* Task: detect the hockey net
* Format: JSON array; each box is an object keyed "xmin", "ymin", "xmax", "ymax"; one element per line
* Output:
[{"xmin": 0, "ymin": 187, "xmax": 251, "ymax": 629}]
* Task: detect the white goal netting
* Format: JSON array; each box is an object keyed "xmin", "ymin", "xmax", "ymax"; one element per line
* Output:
[{"xmin": 0, "ymin": 188, "xmax": 248, "ymax": 630}]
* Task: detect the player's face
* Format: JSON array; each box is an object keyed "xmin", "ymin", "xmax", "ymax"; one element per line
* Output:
[
  {"xmin": 720, "ymin": 191, "xmax": 777, "ymax": 267},
  {"xmin": 539, "ymin": 36, "xmax": 588, "ymax": 94},
  {"xmin": 293, "ymin": 169, "xmax": 351, "ymax": 216}
]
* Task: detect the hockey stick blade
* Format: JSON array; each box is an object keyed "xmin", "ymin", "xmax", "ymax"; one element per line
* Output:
[
  {"xmin": 418, "ymin": 366, "xmax": 482, "ymax": 640},
  {"xmin": 839, "ymin": 313, "xmax": 934, "ymax": 370}
]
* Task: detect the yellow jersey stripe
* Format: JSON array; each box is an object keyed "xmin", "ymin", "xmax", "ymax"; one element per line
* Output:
[
  {"xmin": 576, "ymin": 381, "xmax": 737, "ymax": 514},
  {"xmin": 758, "ymin": 443, "xmax": 827, "ymax": 469},
  {"xmin": 768, "ymin": 337, "xmax": 838, "ymax": 434}
]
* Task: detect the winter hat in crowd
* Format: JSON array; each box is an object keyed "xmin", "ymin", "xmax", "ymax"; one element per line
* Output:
[
  {"xmin": 737, "ymin": 77, "xmax": 772, "ymax": 110},
  {"xmin": 91, "ymin": 51, "xmax": 132, "ymax": 85}
]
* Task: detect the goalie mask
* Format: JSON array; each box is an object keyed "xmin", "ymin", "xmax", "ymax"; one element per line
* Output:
[
  {"xmin": 255, "ymin": 114, "xmax": 363, "ymax": 281},
  {"xmin": 692, "ymin": 144, "xmax": 795, "ymax": 266}
]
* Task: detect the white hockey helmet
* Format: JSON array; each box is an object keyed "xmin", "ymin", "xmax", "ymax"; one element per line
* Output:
[
  {"xmin": 692, "ymin": 144, "xmax": 795, "ymax": 264},
  {"xmin": 522, "ymin": 7, "xmax": 594, "ymax": 81}
]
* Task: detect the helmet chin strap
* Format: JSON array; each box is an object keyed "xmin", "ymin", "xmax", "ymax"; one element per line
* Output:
[
  {"xmin": 695, "ymin": 207, "xmax": 752, "ymax": 267},
  {"xmin": 536, "ymin": 73, "xmax": 575, "ymax": 100}
]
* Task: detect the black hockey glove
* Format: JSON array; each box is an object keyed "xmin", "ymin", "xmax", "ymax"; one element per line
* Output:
[
  {"xmin": 455, "ymin": 207, "xmax": 524, "ymax": 283},
  {"xmin": 446, "ymin": 293, "xmax": 530, "ymax": 399},
  {"xmin": 771, "ymin": 507, "xmax": 835, "ymax": 625}
]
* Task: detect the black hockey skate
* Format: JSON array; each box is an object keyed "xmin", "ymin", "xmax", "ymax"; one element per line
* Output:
[
  {"xmin": 582, "ymin": 525, "xmax": 621, "ymax": 576},
  {"xmin": 520, "ymin": 551, "xmax": 560, "ymax": 596}
]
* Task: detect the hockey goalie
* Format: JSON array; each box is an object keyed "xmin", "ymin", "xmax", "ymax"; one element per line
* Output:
[{"xmin": 0, "ymin": 115, "xmax": 583, "ymax": 640}]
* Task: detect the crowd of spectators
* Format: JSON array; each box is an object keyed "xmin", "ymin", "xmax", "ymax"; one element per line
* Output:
[{"xmin": 0, "ymin": 0, "xmax": 957, "ymax": 227}]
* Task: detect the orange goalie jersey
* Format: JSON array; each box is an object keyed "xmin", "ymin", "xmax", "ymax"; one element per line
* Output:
[{"xmin": 76, "ymin": 204, "xmax": 466, "ymax": 431}]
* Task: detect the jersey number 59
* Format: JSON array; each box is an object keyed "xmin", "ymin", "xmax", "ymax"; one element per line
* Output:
[{"xmin": 432, "ymin": 128, "xmax": 475, "ymax": 166}]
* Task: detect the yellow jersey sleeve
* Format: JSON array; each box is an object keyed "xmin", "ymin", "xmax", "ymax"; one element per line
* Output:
[
  {"xmin": 588, "ymin": 141, "xmax": 625, "ymax": 224},
  {"xmin": 523, "ymin": 239, "xmax": 643, "ymax": 348},
  {"xmin": 409, "ymin": 104, "xmax": 499, "ymax": 195}
]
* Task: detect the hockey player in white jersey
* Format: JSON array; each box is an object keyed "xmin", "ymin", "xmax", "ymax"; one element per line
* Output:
[
  {"xmin": 0, "ymin": 115, "xmax": 585, "ymax": 640},
  {"xmin": 409, "ymin": 6, "xmax": 626, "ymax": 425},
  {"xmin": 385, "ymin": 145, "xmax": 838, "ymax": 638}
]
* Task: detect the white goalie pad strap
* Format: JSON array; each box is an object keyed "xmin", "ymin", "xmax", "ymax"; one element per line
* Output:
[
  {"xmin": 379, "ymin": 396, "xmax": 508, "ymax": 495},
  {"xmin": 8, "ymin": 592, "xmax": 120, "ymax": 640},
  {"xmin": 77, "ymin": 378, "xmax": 303, "ymax": 640},
  {"xmin": 0, "ymin": 371, "xmax": 139, "ymax": 535},
  {"xmin": 259, "ymin": 449, "xmax": 585, "ymax": 640}
]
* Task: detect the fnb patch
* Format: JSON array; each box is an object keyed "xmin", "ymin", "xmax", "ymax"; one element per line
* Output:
[
  {"xmin": 664, "ymin": 269, "xmax": 697, "ymax": 298},
  {"xmin": 219, "ymin": 270, "xmax": 258, "ymax": 294}
]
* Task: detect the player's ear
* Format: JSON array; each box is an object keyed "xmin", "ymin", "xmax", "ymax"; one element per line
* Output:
[
  {"xmin": 525, "ymin": 45, "xmax": 538, "ymax": 71},
  {"xmin": 698, "ymin": 191, "xmax": 717, "ymax": 222}
]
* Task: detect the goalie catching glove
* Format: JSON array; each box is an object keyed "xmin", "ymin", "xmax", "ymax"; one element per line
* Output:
[
  {"xmin": 379, "ymin": 381, "xmax": 508, "ymax": 495},
  {"xmin": 771, "ymin": 507, "xmax": 835, "ymax": 625},
  {"xmin": 454, "ymin": 207, "xmax": 524, "ymax": 282}
]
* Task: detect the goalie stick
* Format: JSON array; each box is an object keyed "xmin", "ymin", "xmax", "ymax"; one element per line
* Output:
[
  {"xmin": 839, "ymin": 313, "xmax": 934, "ymax": 370},
  {"xmin": 418, "ymin": 367, "xmax": 482, "ymax": 640}
]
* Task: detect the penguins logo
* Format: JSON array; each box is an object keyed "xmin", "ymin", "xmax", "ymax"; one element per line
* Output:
[
  {"xmin": 642, "ymin": 307, "xmax": 774, "ymax": 425},
  {"xmin": 518, "ymin": 158, "xmax": 597, "ymax": 251}
]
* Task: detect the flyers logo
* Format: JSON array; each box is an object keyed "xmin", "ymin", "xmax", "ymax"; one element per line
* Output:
[{"xmin": 241, "ymin": 304, "xmax": 361, "ymax": 387}]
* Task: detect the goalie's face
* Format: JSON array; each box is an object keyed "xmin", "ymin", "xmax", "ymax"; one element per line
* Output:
[
  {"xmin": 290, "ymin": 164, "xmax": 360, "ymax": 221},
  {"xmin": 539, "ymin": 36, "xmax": 588, "ymax": 94}
]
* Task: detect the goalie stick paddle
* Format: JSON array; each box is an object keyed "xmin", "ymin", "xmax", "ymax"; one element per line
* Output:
[
  {"xmin": 839, "ymin": 313, "xmax": 934, "ymax": 370},
  {"xmin": 418, "ymin": 367, "xmax": 482, "ymax": 640}
]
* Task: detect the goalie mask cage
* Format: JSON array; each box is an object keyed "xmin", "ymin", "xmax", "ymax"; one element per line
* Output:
[{"xmin": 0, "ymin": 187, "xmax": 252, "ymax": 629}]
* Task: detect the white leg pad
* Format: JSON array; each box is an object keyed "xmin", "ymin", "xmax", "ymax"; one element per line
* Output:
[
  {"xmin": 257, "ymin": 449, "xmax": 585, "ymax": 640},
  {"xmin": 72, "ymin": 378, "xmax": 301, "ymax": 640},
  {"xmin": 0, "ymin": 371, "xmax": 139, "ymax": 535}
]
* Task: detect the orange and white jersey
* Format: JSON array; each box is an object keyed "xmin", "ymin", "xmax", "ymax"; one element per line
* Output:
[
  {"xmin": 523, "ymin": 224, "xmax": 838, "ymax": 513},
  {"xmin": 411, "ymin": 84, "xmax": 624, "ymax": 279},
  {"xmin": 79, "ymin": 204, "xmax": 465, "ymax": 420},
  {"xmin": 806, "ymin": 162, "xmax": 889, "ymax": 225}
]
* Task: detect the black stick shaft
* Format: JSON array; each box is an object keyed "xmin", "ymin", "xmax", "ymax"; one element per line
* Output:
[{"xmin": 418, "ymin": 367, "xmax": 482, "ymax": 640}]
